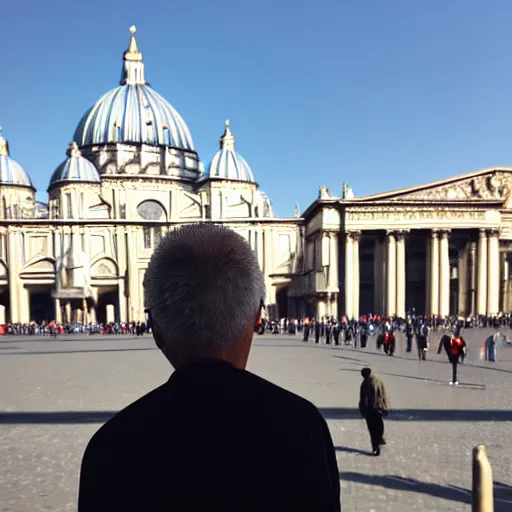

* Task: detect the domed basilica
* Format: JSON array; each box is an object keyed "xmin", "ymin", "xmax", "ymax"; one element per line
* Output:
[
  {"xmin": 3, "ymin": 27, "xmax": 512, "ymax": 325},
  {"xmin": 0, "ymin": 27, "xmax": 299, "ymax": 325}
]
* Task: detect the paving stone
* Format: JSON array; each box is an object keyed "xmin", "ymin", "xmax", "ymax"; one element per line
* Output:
[{"xmin": 0, "ymin": 329, "xmax": 511, "ymax": 511}]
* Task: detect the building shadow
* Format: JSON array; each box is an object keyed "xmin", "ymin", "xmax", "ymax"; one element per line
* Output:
[
  {"xmin": 340, "ymin": 471, "xmax": 471, "ymax": 504},
  {"xmin": 340, "ymin": 472, "xmax": 512, "ymax": 511},
  {"xmin": 332, "ymin": 350, "xmax": 512, "ymax": 375},
  {"xmin": 334, "ymin": 445, "xmax": 371, "ymax": 456},
  {"xmin": 319, "ymin": 407, "xmax": 512, "ymax": 422},
  {"xmin": 0, "ymin": 411, "xmax": 117, "ymax": 425},
  {"xmin": 332, "ymin": 355, "xmax": 370, "ymax": 365},
  {"xmin": 343, "ymin": 369, "xmax": 486, "ymax": 389},
  {"xmin": 0, "ymin": 347, "xmax": 157, "ymax": 356}
]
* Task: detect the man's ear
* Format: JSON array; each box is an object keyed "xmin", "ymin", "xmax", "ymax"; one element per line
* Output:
[
  {"xmin": 254, "ymin": 301, "xmax": 264, "ymax": 326},
  {"xmin": 152, "ymin": 320, "xmax": 165, "ymax": 350}
]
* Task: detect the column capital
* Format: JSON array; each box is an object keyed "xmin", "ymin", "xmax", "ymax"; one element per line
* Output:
[
  {"xmin": 439, "ymin": 229, "xmax": 450, "ymax": 240},
  {"xmin": 394, "ymin": 230, "xmax": 409, "ymax": 242},
  {"xmin": 346, "ymin": 230, "xmax": 361, "ymax": 242},
  {"xmin": 479, "ymin": 228, "xmax": 487, "ymax": 238},
  {"xmin": 487, "ymin": 228, "xmax": 500, "ymax": 238}
]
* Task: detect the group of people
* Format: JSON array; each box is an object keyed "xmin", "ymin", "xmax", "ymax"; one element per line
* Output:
[{"xmin": 0, "ymin": 321, "xmax": 148, "ymax": 337}]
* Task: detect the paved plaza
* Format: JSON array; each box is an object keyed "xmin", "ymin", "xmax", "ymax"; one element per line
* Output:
[{"xmin": 1, "ymin": 329, "xmax": 512, "ymax": 511}]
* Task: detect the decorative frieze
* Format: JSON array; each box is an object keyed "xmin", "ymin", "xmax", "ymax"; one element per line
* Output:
[{"xmin": 346, "ymin": 207, "xmax": 487, "ymax": 222}]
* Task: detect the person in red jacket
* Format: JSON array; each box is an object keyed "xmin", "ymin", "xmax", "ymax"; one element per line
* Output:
[{"xmin": 437, "ymin": 333, "xmax": 466, "ymax": 385}]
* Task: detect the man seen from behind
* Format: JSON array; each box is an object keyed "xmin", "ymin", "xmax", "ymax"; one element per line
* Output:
[
  {"xmin": 359, "ymin": 367, "xmax": 389, "ymax": 456},
  {"xmin": 78, "ymin": 224, "xmax": 341, "ymax": 512}
]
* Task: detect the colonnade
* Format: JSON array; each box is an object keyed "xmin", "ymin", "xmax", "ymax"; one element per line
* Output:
[{"xmin": 343, "ymin": 228, "xmax": 505, "ymax": 319}]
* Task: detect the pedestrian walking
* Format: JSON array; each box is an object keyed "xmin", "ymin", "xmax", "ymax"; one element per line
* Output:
[
  {"xmin": 358, "ymin": 367, "xmax": 389, "ymax": 456},
  {"xmin": 437, "ymin": 333, "xmax": 466, "ymax": 385}
]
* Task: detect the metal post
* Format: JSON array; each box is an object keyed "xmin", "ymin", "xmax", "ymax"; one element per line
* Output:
[{"xmin": 472, "ymin": 445, "xmax": 493, "ymax": 512}]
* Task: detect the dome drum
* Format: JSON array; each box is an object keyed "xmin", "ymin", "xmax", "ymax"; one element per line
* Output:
[{"xmin": 80, "ymin": 143, "xmax": 201, "ymax": 181}]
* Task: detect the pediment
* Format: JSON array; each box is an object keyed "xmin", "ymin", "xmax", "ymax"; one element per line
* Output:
[{"xmin": 356, "ymin": 167, "xmax": 512, "ymax": 207}]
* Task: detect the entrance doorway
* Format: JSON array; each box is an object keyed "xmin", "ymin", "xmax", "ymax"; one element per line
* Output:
[
  {"xmin": 0, "ymin": 288, "xmax": 9, "ymax": 323},
  {"xmin": 29, "ymin": 288, "xmax": 55, "ymax": 323},
  {"xmin": 97, "ymin": 287, "xmax": 119, "ymax": 324},
  {"xmin": 276, "ymin": 285, "xmax": 289, "ymax": 319}
]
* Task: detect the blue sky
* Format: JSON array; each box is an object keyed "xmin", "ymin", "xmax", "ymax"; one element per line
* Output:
[{"xmin": 2, "ymin": 0, "xmax": 512, "ymax": 216}]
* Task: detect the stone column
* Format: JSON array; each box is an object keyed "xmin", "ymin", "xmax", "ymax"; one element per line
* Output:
[
  {"xmin": 501, "ymin": 253, "xmax": 509, "ymax": 312},
  {"xmin": 386, "ymin": 231, "xmax": 396, "ymax": 317},
  {"xmin": 55, "ymin": 298, "xmax": 62, "ymax": 324},
  {"xmin": 65, "ymin": 302, "xmax": 72, "ymax": 324},
  {"xmin": 425, "ymin": 236, "xmax": 431, "ymax": 314},
  {"xmin": 7, "ymin": 228, "xmax": 20, "ymax": 323},
  {"xmin": 477, "ymin": 229, "xmax": 488, "ymax": 315},
  {"xmin": 487, "ymin": 229, "xmax": 500, "ymax": 316},
  {"xmin": 458, "ymin": 243, "xmax": 468, "ymax": 316},
  {"xmin": 106, "ymin": 304, "xmax": 115, "ymax": 324},
  {"xmin": 329, "ymin": 232, "xmax": 339, "ymax": 291},
  {"xmin": 438, "ymin": 230, "xmax": 450, "ymax": 318},
  {"xmin": 430, "ymin": 230, "xmax": 439, "ymax": 316},
  {"xmin": 116, "ymin": 227, "xmax": 127, "ymax": 322},
  {"xmin": 469, "ymin": 241, "xmax": 477, "ymax": 316},
  {"xmin": 395, "ymin": 231, "xmax": 406, "ymax": 318},
  {"xmin": 352, "ymin": 231, "xmax": 361, "ymax": 320},
  {"xmin": 344, "ymin": 232, "xmax": 354, "ymax": 319}
]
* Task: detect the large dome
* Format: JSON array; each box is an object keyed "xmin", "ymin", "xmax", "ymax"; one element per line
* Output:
[
  {"xmin": 208, "ymin": 121, "xmax": 255, "ymax": 182},
  {"xmin": 73, "ymin": 27, "xmax": 194, "ymax": 151},
  {"xmin": 0, "ymin": 133, "xmax": 33, "ymax": 188}
]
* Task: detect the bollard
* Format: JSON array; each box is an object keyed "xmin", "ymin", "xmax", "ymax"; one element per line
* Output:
[{"xmin": 472, "ymin": 445, "xmax": 494, "ymax": 512}]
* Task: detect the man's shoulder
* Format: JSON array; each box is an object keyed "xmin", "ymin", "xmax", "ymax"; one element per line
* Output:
[
  {"xmin": 242, "ymin": 369, "xmax": 321, "ymax": 416},
  {"xmin": 83, "ymin": 383, "xmax": 168, "ymax": 455}
]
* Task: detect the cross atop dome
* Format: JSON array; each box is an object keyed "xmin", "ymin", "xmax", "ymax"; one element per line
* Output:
[
  {"xmin": 126, "ymin": 25, "xmax": 142, "ymax": 61},
  {"xmin": 121, "ymin": 25, "xmax": 145, "ymax": 85},
  {"xmin": 219, "ymin": 119, "xmax": 235, "ymax": 151}
]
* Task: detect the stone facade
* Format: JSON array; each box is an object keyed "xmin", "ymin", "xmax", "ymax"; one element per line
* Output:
[
  {"xmin": 289, "ymin": 168, "xmax": 512, "ymax": 320},
  {"xmin": 3, "ymin": 28, "xmax": 512, "ymax": 325}
]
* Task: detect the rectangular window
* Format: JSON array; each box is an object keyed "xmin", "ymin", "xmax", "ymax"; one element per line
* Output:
[
  {"xmin": 143, "ymin": 226, "xmax": 151, "ymax": 249},
  {"xmin": 154, "ymin": 226, "xmax": 162, "ymax": 246},
  {"xmin": 66, "ymin": 193, "xmax": 73, "ymax": 219}
]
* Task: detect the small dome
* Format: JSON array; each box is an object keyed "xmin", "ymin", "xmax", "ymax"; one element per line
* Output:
[
  {"xmin": 73, "ymin": 27, "xmax": 194, "ymax": 151},
  {"xmin": 208, "ymin": 121, "xmax": 255, "ymax": 182},
  {"xmin": 49, "ymin": 142, "xmax": 101, "ymax": 188},
  {"xmin": 0, "ymin": 131, "xmax": 33, "ymax": 188}
]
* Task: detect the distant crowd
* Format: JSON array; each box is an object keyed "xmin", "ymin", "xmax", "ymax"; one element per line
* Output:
[
  {"xmin": 2, "ymin": 313, "xmax": 510, "ymax": 339},
  {"xmin": 259, "ymin": 313, "xmax": 511, "ymax": 340},
  {"xmin": 0, "ymin": 321, "xmax": 148, "ymax": 336}
]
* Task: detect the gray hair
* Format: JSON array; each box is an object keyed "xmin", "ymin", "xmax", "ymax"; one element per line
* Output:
[{"xmin": 144, "ymin": 224, "xmax": 265, "ymax": 356}]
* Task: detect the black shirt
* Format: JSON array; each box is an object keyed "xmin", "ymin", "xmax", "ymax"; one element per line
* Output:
[{"xmin": 78, "ymin": 360, "xmax": 341, "ymax": 511}]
